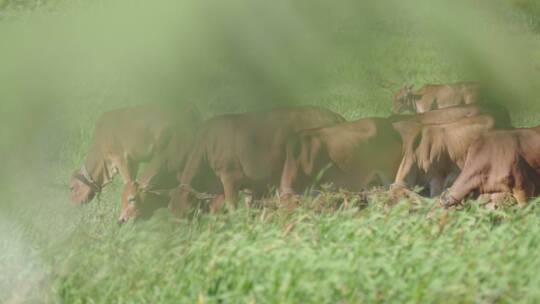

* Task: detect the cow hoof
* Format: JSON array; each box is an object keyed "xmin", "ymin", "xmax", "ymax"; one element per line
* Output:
[
  {"xmin": 280, "ymin": 192, "xmax": 298, "ymax": 202},
  {"xmin": 439, "ymin": 191, "xmax": 459, "ymax": 209},
  {"xmin": 389, "ymin": 182, "xmax": 408, "ymax": 191}
]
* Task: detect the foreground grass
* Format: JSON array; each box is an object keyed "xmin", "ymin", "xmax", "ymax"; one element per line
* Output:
[{"xmin": 3, "ymin": 183, "xmax": 540, "ymax": 303}]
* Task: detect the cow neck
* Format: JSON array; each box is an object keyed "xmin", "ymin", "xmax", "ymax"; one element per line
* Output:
[{"xmin": 84, "ymin": 150, "xmax": 110, "ymax": 189}]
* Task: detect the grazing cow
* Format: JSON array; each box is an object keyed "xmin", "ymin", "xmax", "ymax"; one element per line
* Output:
[
  {"xmin": 279, "ymin": 117, "xmax": 403, "ymax": 198},
  {"xmin": 391, "ymin": 114, "xmax": 498, "ymax": 197},
  {"xmin": 117, "ymin": 125, "xmax": 198, "ymax": 223},
  {"xmin": 168, "ymin": 106, "xmax": 345, "ymax": 216},
  {"xmin": 441, "ymin": 126, "xmax": 540, "ymax": 208},
  {"xmin": 69, "ymin": 104, "xmax": 202, "ymax": 205},
  {"xmin": 119, "ymin": 182, "xmax": 171, "ymax": 222},
  {"xmin": 392, "ymin": 81, "xmax": 480, "ymax": 114}
]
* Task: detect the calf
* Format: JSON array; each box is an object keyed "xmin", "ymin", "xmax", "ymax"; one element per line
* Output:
[
  {"xmin": 279, "ymin": 117, "xmax": 403, "ymax": 197},
  {"xmin": 392, "ymin": 81, "xmax": 480, "ymax": 114},
  {"xmin": 168, "ymin": 106, "xmax": 345, "ymax": 216},
  {"xmin": 441, "ymin": 126, "xmax": 540, "ymax": 207}
]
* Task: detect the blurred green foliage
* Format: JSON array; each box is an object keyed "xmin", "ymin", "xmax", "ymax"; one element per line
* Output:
[
  {"xmin": 1, "ymin": 0, "xmax": 540, "ymax": 302},
  {"xmin": 511, "ymin": 0, "xmax": 540, "ymax": 32}
]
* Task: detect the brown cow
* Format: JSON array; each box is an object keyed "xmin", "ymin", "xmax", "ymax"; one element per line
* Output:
[
  {"xmin": 441, "ymin": 126, "xmax": 540, "ymax": 208},
  {"xmin": 388, "ymin": 103, "xmax": 511, "ymax": 196},
  {"xmin": 69, "ymin": 104, "xmax": 202, "ymax": 205},
  {"xmin": 392, "ymin": 81, "xmax": 480, "ymax": 114},
  {"xmin": 388, "ymin": 103, "xmax": 510, "ymax": 126},
  {"xmin": 168, "ymin": 106, "xmax": 345, "ymax": 216},
  {"xmin": 117, "ymin": 124, "xmax": 198, "ymax": 223},
  {"xmin": 390, "ymin": 114, "xmax": 498, "ymax": 197},
  {"xmin": 279, "ymin": 117, "xmax": 403, "ymax": 198}
]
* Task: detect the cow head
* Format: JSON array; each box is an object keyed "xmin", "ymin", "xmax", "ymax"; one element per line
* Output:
[
  {"xmin": 118, "ymin": 181, "xmax": 168, "ymax": 224},
  {"xmin": 392, "ymin": 84, "xmax": 415, "ymax": 113},
  {"xmin": 69, "ymin": 169, "xmax": 99, "ymax": 204},
  {"xmin": 118, "ymin": 181, "xmax": 142, "ymax": 224}
]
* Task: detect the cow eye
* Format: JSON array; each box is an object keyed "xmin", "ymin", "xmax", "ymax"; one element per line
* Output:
[{"xmin": 128, "ymin": 197, "xmax": 136, "ymax": 204}]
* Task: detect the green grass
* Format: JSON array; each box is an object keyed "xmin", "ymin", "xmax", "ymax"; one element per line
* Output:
[
  {"xmin": 2, "ymin": 0, "xmax": 540, "ymax": 303},
  {"xmin": 5, "ymin": 185, "xmax": 540, "ymax": 303}
]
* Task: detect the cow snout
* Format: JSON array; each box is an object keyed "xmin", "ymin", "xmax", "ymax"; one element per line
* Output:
[{"xmin": 117, "ymin": 217, "xmax": 127, "ymax": 225}]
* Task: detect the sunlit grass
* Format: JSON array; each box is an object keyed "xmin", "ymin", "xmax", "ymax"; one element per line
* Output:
[{"xmin": 8, "ymin": 188, "xmax": 540, "ymax": 302}]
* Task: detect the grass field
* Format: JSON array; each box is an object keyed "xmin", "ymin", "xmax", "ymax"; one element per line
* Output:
[{"xmin": 2, "ymin": 0, "xmax": 540, "ymax": 303}]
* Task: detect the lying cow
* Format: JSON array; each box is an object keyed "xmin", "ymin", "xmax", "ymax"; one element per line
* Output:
[
  {"xmin": 168, "ymin": 106, "xmax": 345, "ymax": 215},
  {"xmin": 69, "ymin": 104, "xmax": 202, "ymax": 205},
  {"xmin": 279, "ymin": 117, "xmax": 403, "ymax": 198},
  {"xmin": 441, "ymin": 126, "xmax": 540, "ymax": 208},
  {"xmin": 392, "ymin": 81, "xmax": 480, "ymax": 114}
]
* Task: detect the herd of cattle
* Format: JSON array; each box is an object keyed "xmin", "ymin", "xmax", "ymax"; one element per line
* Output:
[{"xmin": 69, "ymin": 81, "xmax": 540, "ymax": 223}]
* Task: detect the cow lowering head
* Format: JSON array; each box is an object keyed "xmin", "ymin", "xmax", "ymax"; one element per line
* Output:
[
  {"xmin": 118, "ymin": 181, "xmax": 142, "ymax": 224},
  {"xmin": 118, "ymin": 181, "xmax": 168, "ymax": 224},
  {"xmin": 69, "ymin": 167, "xmax": 100, "ymax": 204},
  {"xmin": 392, "ymin": 84, "xmax": 415, "ymax": 113}
]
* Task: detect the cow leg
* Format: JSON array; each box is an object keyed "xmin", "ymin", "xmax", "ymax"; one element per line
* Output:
[
  {"xmin": 512, "ymin": 166, "xmax": 533, "ymax": 207},
  {"xmin": 279, "ymin": 144, "xmax": 302, "ymax": 207},
  {"xmin": 137, "ymin": 155, "xmax": 175, "ymax": 190},
  {"xmin": 209, "ymin": 195, "xmax": 226, "ymax": 213},
  {"xmin": 112, "ymin": 156, "xmax": 138, "ymax": 184},
  {"xmin": 512, "ymin": 187, "xmax": 528, "ymax": 206},
  {"xmin": 220, "ymin": 172, "xmax": 238, "ymax": 211},
  {"xmin": 442, "ymin": 170, "xmax": 483, "ymax": 208},
  {"xmin": 280, "ymin": 140, "xmax": 300, "ymax": 197},
  {"xmin": 391, "ymin": 152, "xmax": 416, "ymax": 190}
]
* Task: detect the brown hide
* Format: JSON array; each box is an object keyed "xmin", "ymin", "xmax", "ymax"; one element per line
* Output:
[
  {"xmin": 442, "ymin": 126, "xmax": 540, "ymax": 207},
  {"xmin": 389, "ymin": 103, "xmax": 511, "ymax": 128},
  {"xmin": 392, "ymin": 114, "xmax": 497, "ymax": 197},
  {"xmin": 118, "ymin": 126, "xmax": 199, "ymax": 223},
  {"xmin": 168, "ymin": 106, "xmax": 345, "ymax": 215},
  {"xmin": 392, "ymin": 81, "xmax": 480, "ymax": 114},
  {"xmin": 69, "ymin": 104, "xmax": 201, "ymax": 205},
  {"xmin": 279, "ymin": 117, "xmax": 403, "ymax": 197}
]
